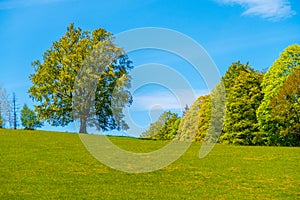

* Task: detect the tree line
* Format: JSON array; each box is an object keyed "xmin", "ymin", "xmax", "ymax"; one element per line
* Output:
[
  {"xmin": 142, "ymin": 44, "xmax": 300, "ymax": 146},
  {"xmin": 2, "ymin": 24, "xmax": 298, "ymax": 147}
]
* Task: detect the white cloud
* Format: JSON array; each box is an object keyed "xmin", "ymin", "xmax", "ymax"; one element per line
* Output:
[
  {"xmin": 0, "ymin": 0, "xmax": 68, "ymax": 10},
  {"xmin": 216, "ymin": 0, "xmax": 296, "ymax": 21}
]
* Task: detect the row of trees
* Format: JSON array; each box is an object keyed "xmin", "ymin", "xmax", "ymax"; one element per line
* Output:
[
  {"xmin": 142, "ymin": 44, "xmax": 300, "ymax": 146},
  {"xmin": 19, "ymin": 23, "xmax": 299, "ymax": 146},
  {"xmin": 0, "ymin": 87, "xmax": 42, "ymax": 130}
]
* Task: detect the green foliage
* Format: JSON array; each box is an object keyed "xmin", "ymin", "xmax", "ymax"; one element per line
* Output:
[
  {"xmin": 220, "ymin": 62, "xmax": 264, "ymax": 145},
  {"xmin": 141, "ymin": 111, "xmax": 169, "ymax": 139},
  {"xmin": 142, "ymin": 45, "xmax": 300, "ymax": 147},
  {"xmin": 269, "ymin": 68, "xmax": 300, "ymax": 146},
  {"xmin": 29, "ymin": 23, "xmax": 133, "ymax": 133},
  {"xmin": 153, "ymin": 113, "xmax": 181, "ymax": 140},
  {"xmin": 195, "ymin": 95, "xmax": 211, "ymax": 141},
  {"xmin": 177, "ymin": 95, "xmax": 210, "ymax": 141},
  {"xmin": 176, "ymin": 87, "xmax": 225, "ymax": 143},
  {"xmin": 1, "ymin": 129, "xmax": 300, "ymax": 199},
  {"xmin": 206, "ymin": 83, "xmax": 226, "ymax": 143},
  {"xmin": 257, "ymin": 44, "xmax": 300, "ymax": 145},
  {"xmin": 21, "ymin": 104, "xmax": 43, "ymax": 130},
  {"xmin": 141, "ymin": 111, "xmax": 180, "ymax": 140},
  {"xmin": 152, "ymin": 46, "xmax": 300, "ymax": 147}
]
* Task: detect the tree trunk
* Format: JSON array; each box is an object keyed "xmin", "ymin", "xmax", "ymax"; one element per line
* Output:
[{"xmin": 79, "ymin": 117, "xmax": 87, "ymax": 133}]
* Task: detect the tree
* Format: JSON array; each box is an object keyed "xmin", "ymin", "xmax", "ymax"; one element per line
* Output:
[
  {"xmin": 152, "ymin": 112, "xmax": 181, "ymax": 140},
  {"xmin": 207, "ymin": 83, "xmax": 226, "ymax": 143},
  {"xmin": 141, "ymin": 111, "xmax": 175, "ymax": 139},
  {"xmin": 177, "ymin": 84, "xmax": 225, "ymax": 143},
  {"xmin": 29, "ymin": 23, "xmax": 133, "ymax": 133},
  {"xmin": 11, "ymin": 93, "xmax": 20, "ymax": 129},
  {"xmin": 269, "ymin": 68, "xmax": 300, "ymax": 146},
  {"xmin": 21, "ymin": 104, "xmax": 43, "ymax": 130},
  {"xmin": 177, "ymin": 96, "xmax": 208, "ymax": 142},
  {"xmin": 195, "ymin": 94, "xmax": 211, "ymax": 142},
  {"xmin": 220, "ymin": 63, "xmax": 263, "ymax": 145},
  {"xmin": 182, "ymin": 104, "xmax": 189, "ymax": 116},
  {"xmin": 0, "ymin": 86, "xmax": 10, "ymax": 128},
  {"xmin": 257, "ymin": 44, "xmax": 300, "ymax": 145}
]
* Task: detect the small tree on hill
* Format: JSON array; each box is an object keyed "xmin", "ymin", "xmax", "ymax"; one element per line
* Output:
[{"xmin": 21, "ymin": 104, "xmax": 43, "ymax": 130}]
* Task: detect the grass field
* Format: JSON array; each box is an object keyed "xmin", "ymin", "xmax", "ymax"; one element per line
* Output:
[{"xmin": 1, "ymin": 129, "xmax": 299, "ymax": 199}]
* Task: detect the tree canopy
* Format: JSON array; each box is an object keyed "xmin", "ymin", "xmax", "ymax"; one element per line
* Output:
[
  {"xmin": 143, "ymin": 44, "xmax": 300, "ymax": 147},
  {"xmin": 177, "ymin": 95, "xmax": 208, "ymax": 142},
  {"xmin": 29, "ymin": 23, "xmax": 133, "ymax": 133},
  {"xmin": 21, "ymin": 104, "xmax": 43, "ymax": 130},
  {"xmin": 269, "ymin": 68, "xmax": 300, "ymax": 146},
  {"xmin": 257, "ymin": 44, "xmax": 300, "ymax": 145},
  {"xmin": 141, "ymin": 111, "xmax": 180, "ymax": 140},
  {"xmin": 220, "ymin": 62, "xmax": 264, "ymax": 145}
]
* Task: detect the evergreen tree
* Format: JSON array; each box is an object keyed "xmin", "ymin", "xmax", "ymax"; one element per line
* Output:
[
  {"xmin": 11, "ymin": 93, "xmax": 20, "ymax": 129},
  {"xmin": 182, "ymin": 104, "xmax": 189, "ymax": 116}
]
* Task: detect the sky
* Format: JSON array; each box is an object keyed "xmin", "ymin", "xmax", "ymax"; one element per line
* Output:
[{"xmin": 0, "ymin": 0, "xmax": 299, "ymax": 135}]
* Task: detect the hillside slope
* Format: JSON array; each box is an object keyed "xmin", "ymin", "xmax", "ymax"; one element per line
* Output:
[{"xmin": 1, "ymin": 129, "xmax": 299, "ymax": 199}]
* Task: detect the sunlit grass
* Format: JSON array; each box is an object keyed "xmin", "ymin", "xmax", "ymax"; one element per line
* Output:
[{"xmin": 1, "ymin": 129, "xmax": 299, "ymax": 199}]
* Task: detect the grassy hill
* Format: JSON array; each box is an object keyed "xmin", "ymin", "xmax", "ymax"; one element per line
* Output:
[{"xmin": 1, "ymin": 129, "xmax": 299, "ymax": 199}]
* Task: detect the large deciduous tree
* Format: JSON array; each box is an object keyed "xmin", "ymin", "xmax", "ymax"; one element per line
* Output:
[
  {"xmin": 29, "ymin": 23, "xmax": 133, "ymax": 133},
  {"xmin": 257, "ymin": 44, "xmax": 300, "ymax": 145},
  {"xmin": 269, "ymin": 68, "xmax": 300, "ymax": 146}
]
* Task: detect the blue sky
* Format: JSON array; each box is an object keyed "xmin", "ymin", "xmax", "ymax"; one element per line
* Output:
[{"xmin": 0, "ymin": 0, "xmax": 299, "ymax": 134}]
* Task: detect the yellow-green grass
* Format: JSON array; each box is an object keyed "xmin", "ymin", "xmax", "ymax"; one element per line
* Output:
[{"xmin": 1, "ymin": 129, "xmax": 299, "ymax": 199}]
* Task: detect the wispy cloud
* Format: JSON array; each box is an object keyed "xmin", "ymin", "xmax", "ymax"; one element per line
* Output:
[
  {"xmin": 131, "ymin": 89, "xmax": 209, "ymax": 111},
  {"xmin": 215, "ymin": 0, "xmax": 296, "ymax": 21},
  {"xmin": 0, "ymin": 0, "xmax": 68, "ymax": 10}
]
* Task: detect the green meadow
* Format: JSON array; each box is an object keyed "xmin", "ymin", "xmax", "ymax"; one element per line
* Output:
[{"xmin": 1, "ymin": 129, "xmax": 299, "ymax": 199}]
